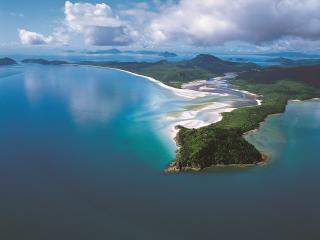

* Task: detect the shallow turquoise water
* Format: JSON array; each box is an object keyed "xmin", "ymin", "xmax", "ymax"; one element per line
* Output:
[{"xmin": 0, "ymin": 65, "xmax": 320, "ymax": 239}]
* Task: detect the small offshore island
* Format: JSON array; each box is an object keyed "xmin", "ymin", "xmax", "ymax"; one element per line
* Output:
[
  {"xmin": 0, "ymin": 57, "xmax": 17, "ymax": 66},
  {"xmin": 18, "ymin": 54, "xmax": 320, "ymax": 172}
]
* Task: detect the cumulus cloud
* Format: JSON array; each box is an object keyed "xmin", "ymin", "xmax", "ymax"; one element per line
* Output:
[
  {"xmin": 64, "ymin": 1, "xmax": 134, "ymax": 46},
  {"xmin": 64, "ymin": 1, "xmax": 123, "ymax": 31},
  {"xmin": 146, "ymin": 0, "xmax": 320, "ymax": 46},
  {"xmin": 18, "ymin": 29, "xmax": 53, "ymax": 45},
  {"xmin": 18, "ymin": 1, "xmax": 134, "ymax": 46},
  {"xmin": 18, "ymin": 28, "xmax": 69, "ymax": 45}
]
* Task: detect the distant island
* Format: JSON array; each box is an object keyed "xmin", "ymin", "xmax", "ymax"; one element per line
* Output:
[
  {"xmin": 18, "ymin": 54, "xmax": 320, "ymax": 171},
  {"xmin": 0, "ymin": 57, "xmax": 17, "ymax": 66},
  {"xmin": 267, "ymin": 57, "xmax": 320, "ymax": 66},
  {"xmin": 21, "ymin": 59, "xmax": 69, "ymax": 65},
  {"xmin": 259, "ymin": 51, "xmax": 320, "ymax": 58}
]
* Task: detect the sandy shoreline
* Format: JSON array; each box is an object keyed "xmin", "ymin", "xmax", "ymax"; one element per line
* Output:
[
  {"xmin": 106, "ymin": 68, "xmax": 239, "ymax": 144},
  {"xmin": 108, "ymin": 68, "xmax": 262, "ymax": 145},
  {"xmin": 108, "ymin": 67, "xmax": 213, "ymax": 99},
  {"xmin": 86, "ymin": 65, "xmax": 259, "ymax": 146}
]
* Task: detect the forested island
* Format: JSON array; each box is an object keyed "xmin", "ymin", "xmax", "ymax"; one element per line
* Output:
[
  {"xmin": 0, "ymin": 57, "xmax": 16, "ymax": 65},
  {"xmin": 21, "ymin": 59, "xmax": 69, "ymax": 65},
  {"xmin": 17, "ymin": 54, "xmax": 320, "ymax": 171}
]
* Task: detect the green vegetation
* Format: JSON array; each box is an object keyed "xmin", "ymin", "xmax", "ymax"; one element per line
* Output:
[
  {"xmin": 239, "ymin": 64, "xmax": 320, "ymax": 88},
  {"xmin": 20, "ymin": 54, "xmax": 258, "ymax": 87},
  {"xmin": 0, "ymin": 57, "xmax": 17, "ymax": 66},
  {"xmin": 267, "ymin": 57, "xmax": 320, "ymax": 66},
  {"xmin": 22, "ymin": 59, "xmax": 69, "ymax": 65},
  {"xmin": 168, "ymin": 79, "xmax": 320, "ymax": 172},
  {"xmin": 80, "ymin": 54, "xmax": 258, "ymax": 88}
]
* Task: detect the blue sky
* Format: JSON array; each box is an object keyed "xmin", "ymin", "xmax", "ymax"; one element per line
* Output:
[
  {"xmin": 1, "ymin": 0, "xmax": 320, "ymax": 52},
  {"xmin": 0, "ymin": 0, "xmax": 152, "ymax": 46}
]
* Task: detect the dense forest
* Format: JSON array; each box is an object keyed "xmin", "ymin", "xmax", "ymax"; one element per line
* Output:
[
  {"xmin": 239, "ymin": 64, "xmax": 320, "ymax": 88},
  {"xmin": 169, "ymin": 80, "xmax": 320, "ymax": 171}
]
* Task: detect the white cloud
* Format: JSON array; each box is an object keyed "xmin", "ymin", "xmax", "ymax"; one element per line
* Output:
[
  {"xmin": 18, "ymin": 28, "xmax": 69, "ymax": 45},
  {"xmin": 145, "ymin": 0, "xmax": 320, "ymax": 46},
  {"xmin": 18, "ymin": 29, "xmax": 53, "ymax": 45},
  {"xmin": 52, "ymin": 27, "xmax": 70, "ymax": 45},
  {"xmin": 64, "ymin": 1, "xmax": 123, "ymax": 32},
  {"xmin": 63, "ymin": 1, "xmax": 134, "ymax": 46},
  {"xmin": 17, "ymin": 1, "xmax": 133, "ymax": 47}
]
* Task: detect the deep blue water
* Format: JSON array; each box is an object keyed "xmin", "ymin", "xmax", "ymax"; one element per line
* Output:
[{"xmin": 0, "ymin": 64, "xmax": 320, "ymax": 240}]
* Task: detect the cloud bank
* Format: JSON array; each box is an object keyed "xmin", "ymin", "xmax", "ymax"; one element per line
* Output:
[
  {"xmin": 17, "ymin": 0, "xmax": 320, "ymax": 49},
  {"xmin": 147, "ymin": 0, "xmax": 320, "ymax": 46}
]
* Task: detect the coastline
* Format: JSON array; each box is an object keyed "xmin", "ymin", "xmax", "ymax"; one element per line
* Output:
[
  {"xmin": 78, "ymin": 64, "xmax": 273, "ymax": 172},
  {"xmin": 107, "ymin": 67, "xmax": 213, "ymax": 99},
  {"xmin": 243, "ymin": 98, "xmax": 316, "ymax": 137},
  {"xmin": 203, "ymin": 98, "xmax": 320, "ymax": 173},
  {"xmin": 77, "ymin": 64, "xmax": 245, "ymax": 147},
  {"xmin": 100, "ymin": 67, "xmax": 251, "ymax": 141},
  {"xmin": 165, "ymin": 152, "xmax": 269, "ymax": 173}
]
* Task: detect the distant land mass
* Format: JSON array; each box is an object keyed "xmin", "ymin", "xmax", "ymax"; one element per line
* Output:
[
  {"xmin": 0, "ymin": 57, "xmax": 17, "ymax": 66},
  {"xmin": 21, "ymin": 54, "xmax": 259, "ymax": 87},
  {"xmin": 239, "ymin": 64, "xmax": 320, "ymax": 88},
  {"xmin": 22, "ymin": 59, "xmax": 69, "ymax": 65},
  {"xmin": 259, "ymin": 51, "xmax": 320, "ymax": 58},
  {"xmin": 84, "ymin": 48, "xmax": 178, "ymax": 58},
  {"xmin": 80, "ymin": 54, "xmax": 258, "ymax": 87},
  {"xmin": 267, "ymin": 57, "xmax": 320, "ymax": 66},
  {"xmin": 18, "ymin": 54, "xmax": 320, "ymax": 171}
]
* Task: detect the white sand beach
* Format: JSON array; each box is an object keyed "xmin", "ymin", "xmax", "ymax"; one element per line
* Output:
[
  {"xmin": 108, "ymin": 67, "xmax": 213, "ymax": 99},
  {"xmin": 107, "ymin": 67, "xmax": 259, "ymax": 145}
]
